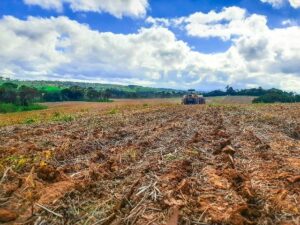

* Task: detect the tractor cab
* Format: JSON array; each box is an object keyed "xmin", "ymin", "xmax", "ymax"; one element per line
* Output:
[
  {"xmin": 187, "ymin": 89, "xmax": 196, "ymax": 96},
  {"xmin": 182, "ymin": 89, "xmax": 206, "ymax": 105}
]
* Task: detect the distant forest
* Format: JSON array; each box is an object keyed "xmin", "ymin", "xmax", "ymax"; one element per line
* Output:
[
  {"xmin": 203, "ymin": 86, "xmax": 300, "ymax": 103},
  {"xmin": 0, "ymin": 77, "xmax": 185, "ymax": 100},
  {"xmin": 0, "ymin": 77, "xmax": 300, "ymax": 105}
]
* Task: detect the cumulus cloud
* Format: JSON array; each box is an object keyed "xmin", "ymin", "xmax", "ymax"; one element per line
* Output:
[
  {"xmin": 282, "ymin": 19, "xmax": 298, "ymax": 26},
  {"xmin": 184, "ymin": 9, "xmax": 268, "ymax": 41},
  {"xmin": 0, "ymin": 16, "xmax": 214, "ymax": 88},
  {"xmin": 24, "ymin": 0, "xmax": 64, "ymax": 11},
  {"xmin": 147, "ymin": 7, "xmax": 268, "ymax": 41},
  {"xmin": 260, "ymin": 0, "xmax": 285, "ymax": 8},
  {"xmin": 1, "ymin": 9, "xmax": 300, "ymax": 91},
  {"xmin": 260, "ymin": 0, "xmax": 300, "ymax": 8},
  {"xmin": 23, "ymin": 0, "xmax": 149, "ymax": 18},
  {"xmin": 289, "ymin": 0, "xmax": 300, "ymax": 8}
]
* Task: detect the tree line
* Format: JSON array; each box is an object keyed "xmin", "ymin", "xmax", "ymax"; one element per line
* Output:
[
  {"xmin": 0, "ymin": 82, "xmax": 184, "ymax": 105},
  {"xmin": 1, "ymin": 79, "xmax": 300, "ymax": 105},
  {"xmin": 0, "ymin": 83, "xmax": 114, "ymax": 106},
  {"xmin": 43, "ymin": 86, "xmax": 113, "ymax": 102},
  {"xmin": 0, "ymin": 83, "xmax": 40, "ymax": 106},
  {"xmin": 203, "ymin": 86, "xmax": 300, "ymax": 103},
  {"xmin": 204, "ymin": 86, "xmax": 271, "ymax": 97},
  {"xmin": 0, "ymin": 77, "xmax": 185, "ymax": 99},
  {"xmin": 252, "ymin": 90, "xmax": 300, "ymax": 103},
  {"xmin": 42, "ymin": 86, "xmax": 184, "ymax": 101}
]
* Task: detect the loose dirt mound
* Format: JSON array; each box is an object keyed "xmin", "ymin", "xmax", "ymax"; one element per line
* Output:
[{"xmin": 0, "ymin": 103, "xmax": 299, "ymax": 225}]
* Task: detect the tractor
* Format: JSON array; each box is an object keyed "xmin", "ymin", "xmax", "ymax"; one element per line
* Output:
[{"xmin": 182, "ymin": 89, "xmax": 205, "ymax": 105}]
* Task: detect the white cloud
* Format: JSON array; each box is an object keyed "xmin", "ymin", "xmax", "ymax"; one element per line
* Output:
[
  {"xmin": 282, "ymin": 19, "xmax": 298, "ymax": 26},
  {"xmin": 260, "ymin": 0, "xmax": 285, "ymax": 8},
  {"xmin": 260, "ymin": 0, "xmax": 300, "ymax": 8},
  {"xmin": 0, "ymin": 16, "xmax": 213, "ymax": 88},
  {"xmin": 289, "ymin": 0, "xmax": 300, "ymax": 8},
  {"xmin": 147, "ymin": 7, "xmax": 268, "ymax": 41},
  {"xmin": 24, "ymin": 0, "xmax": 63, "ymax": 11},
  {"xmin": 147, "ymin": 7, "xmax": 300, "ymax": 91},
  {"xmin": 185, "ymin": 11, "xmax": 267, "ymax": 41},
  {"xmin": 0, "ymin": 11, "xmax": 300, "ymax": 91},
  {"xmin": 23, "ymin": 0, "xmax": 149, "ymax": 18},
  {"xmin": 145, "ymin": 16, "xmax": 171, "ymax": 27}
]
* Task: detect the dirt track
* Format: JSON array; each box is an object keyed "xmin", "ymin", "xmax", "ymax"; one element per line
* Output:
[{"xmin": 0, "ymin": 103, "xmax": 300, "ymax": 225}]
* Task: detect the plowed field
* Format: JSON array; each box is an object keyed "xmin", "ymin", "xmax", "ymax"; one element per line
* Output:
[{"xmin": 0, "ymin": 101, "xmax": 299, "ymax": 225}]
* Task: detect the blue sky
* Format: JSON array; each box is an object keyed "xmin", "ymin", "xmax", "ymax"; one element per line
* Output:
[{"xmin": 0, "ymin": 0, "xmax": 300, "ymax": 91}]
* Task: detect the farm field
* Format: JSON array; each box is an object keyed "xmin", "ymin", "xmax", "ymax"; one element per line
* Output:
[
  {"xmin": 0, "ymin": 97, "xmax": 254, "ymax": 127},
  {"xmin": 0, "ymin": 99, "xmax": 179, "ymax": 127},
  {"xmin": 0, "ymin": 99, "xmax": 300, "ymax": 225},
  {"xmin": 205, "ymin": 96, "xmax": 256, "ymax": 104}
]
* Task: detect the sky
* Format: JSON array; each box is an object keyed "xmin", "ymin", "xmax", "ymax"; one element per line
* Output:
[{"xmin": 0, "ymin": 0, "xmax": 300, "ymax": 91}]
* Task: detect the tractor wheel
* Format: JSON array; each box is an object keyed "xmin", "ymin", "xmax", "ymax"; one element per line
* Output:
[{"xmin": 199, "ymin": 98, "xmax": 205, "ymax": 104}]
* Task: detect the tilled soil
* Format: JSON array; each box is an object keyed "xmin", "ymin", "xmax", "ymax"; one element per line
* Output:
[{"xmin": 0, "ymin": 103, "xmax": 299, "ymax": 225}]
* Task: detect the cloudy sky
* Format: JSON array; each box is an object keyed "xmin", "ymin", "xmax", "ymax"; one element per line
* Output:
[{"xmin": 0, "ymin": 0, "xmax": 300, "ymax": 91}]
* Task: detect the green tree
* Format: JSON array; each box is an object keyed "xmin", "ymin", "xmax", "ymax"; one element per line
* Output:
[
  {"xmin": 18, "ymin": 85, "xmax": 39, "ymax": 106},
  {"xmin": 226, "ymin": 86, "xmax": 236, "ymax": 95},
  {"xmin": 252, "ymin": 90, "xmax": 298, "ymax": 103},
  {"xmin": 103, "ymin": 89, "xmax": 112, "ymax": 99},
  {"xmin": 61, "ymin": 86, "xmax": 84, "ymax": 101},
  {"xmin": 42, "ymin": 91, "xmax": 62, "ymax": 102},
  {"xmin": 0, "ymin": 83, "xmax": 18, "ymax": 104},
  {"xmin": 86, "ymin": 87, "xmax": 99, "ymax": 100}
]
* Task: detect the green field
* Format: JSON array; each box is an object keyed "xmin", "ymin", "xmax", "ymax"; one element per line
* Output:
[{"xmin": 0, "ymin": 103, "xmax": 47, "ymax": 113}]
